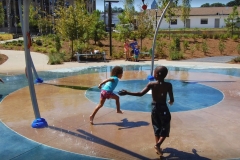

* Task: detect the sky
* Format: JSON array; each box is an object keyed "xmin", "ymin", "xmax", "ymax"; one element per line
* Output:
[{"xmin": 96, "ymin": 0, "xmax": 230, "ymax": 11}]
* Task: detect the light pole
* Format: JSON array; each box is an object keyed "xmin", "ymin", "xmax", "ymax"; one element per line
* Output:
[{"xmin": 105, "ymin": 0, "xmax": 119, "ymax": 57}]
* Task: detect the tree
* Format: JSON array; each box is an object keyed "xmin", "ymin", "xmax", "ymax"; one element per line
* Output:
[
  {"xmin": 211, "ymin": 3, "xmax": 225, "ymax": 7},
  {"xmin": 201, "ymin": 3, "xmax": 210, "ymax": 7},
  {"xmin": 116, "ymin": 0, "xmax": 136, "ymax": 41},
  {"xmin": 29, "ymin": 3, "xmax": 39, "ymax": 33},
  {"xmin": 89, "ymin": 10, "xmax": 107, "ymax": 45},
  {"xmin": 224, "ymin": 6, "xmax": 239, "ymax": 37},
  {"xmin": 226, "ymin": 0, "xmax": 240, "ymax": 6},
  {"xmin": 157, "ymin": 0, "xmax": 181, "ymax": 39},
  {"xmin": 135, "ymin": 11, "xmax": 153, "ymax": 49},
  {"xmin": 122, "ymin": 0, "xmax": 136, "ymax": 24},
  {"xmin": 55, "ymin": 0, "xmax": 90, "ymax": 58},
  {"xmin": 0, "ymin": 2, "xmax": 4, "ymax": 26},
  {"xmin": 180, "ymin": 0, "xmax": 191, "ymax": 31}
]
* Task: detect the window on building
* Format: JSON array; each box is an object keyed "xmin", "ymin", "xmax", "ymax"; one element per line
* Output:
[
  {"xmin": 201, "ymin": 19, "xmax": 208, "ymax": 24},
  {"xmin": 171, "ymin": 19, "xmax": 177, "ymax": 25}
]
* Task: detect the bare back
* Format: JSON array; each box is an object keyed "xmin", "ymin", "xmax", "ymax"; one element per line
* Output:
[{"xmin": 148, "ymin": 81, "xmax": 174, "ymax": 104}]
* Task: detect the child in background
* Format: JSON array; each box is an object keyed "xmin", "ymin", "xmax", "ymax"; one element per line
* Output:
[
  {"xmin": 90, "ymin": 66, "xmax": 124, "ymax": 124},
  {"xmin": 133, "ymin": 45, "xmax": 140, "ymax": 62},
  {"xmin": 119, "ymin": 66, "xmax": 174, "ymax": 156},
  {"xmin": 124, "ymin": 40, "xmax": 130, "ymax": 61},
  {"xmin": 129, "ymin": 38, "xmax": 138, "ymax": 56}
]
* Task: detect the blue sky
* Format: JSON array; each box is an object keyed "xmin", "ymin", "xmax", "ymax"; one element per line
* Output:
[{"xmin": 96, "ymin": 0, "xmax": 230, "ymax": 11}]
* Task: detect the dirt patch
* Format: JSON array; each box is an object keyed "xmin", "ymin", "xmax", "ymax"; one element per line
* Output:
[
  {"xmin": 0, "ymin": 37, "xmax": 240, "ymax": 64},
  {"xmin": 0, "ymin": 54, "xmax": 8, "ymax": 65},
  {"xmin": 97, "ymin": 37, "xmax": 240, "ymax": 61}
]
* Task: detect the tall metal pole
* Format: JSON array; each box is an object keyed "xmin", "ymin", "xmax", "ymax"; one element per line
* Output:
[
  {"xmin": 18, "ymin": 0, "xmax": 43, "ymax": 83},
  {"xmin": 104, "ymin": 1, "xmax": 106, "ymax": 26},
  {"xmin": 108, "ymin": 2, "xmax": 112, "ymax": 56},
  {"xmin": 150, "ymin": 0, "xmax": 173, "ymax": 77},
  {"xmin": 22, "ymin": 0, "xmax": 41, "ymax": 119}
]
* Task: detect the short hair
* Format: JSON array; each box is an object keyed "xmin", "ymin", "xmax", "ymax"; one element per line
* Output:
[
  {"xmin": 111, "ymin": 66, "xmax": 123, "ymax": 76},
  {"xmin": 155, "ymin": 66, "xmax": 168, "ymax": 79}
]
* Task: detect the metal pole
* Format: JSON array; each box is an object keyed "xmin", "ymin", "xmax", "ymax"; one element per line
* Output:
[
  {"xmin": 104, "ymin": 1, "xmax": 106, "ymax": 26},
  {"xmin": 155, "ymin": 10, "xmax": 157, "ymax": 29},
  {"xmin": 150, "ymin": 0, "xmax": 173, "ymax": 76},
  {"xmin": 108, "ymin": 2, "xmax": 112, "ymax": 56},
  {"xmin": 22, "ymin": 0, "xmax": 41, "ymax": 119},
  {"xmin": 18, "ymin": 0, "xmax": 42, "ymax": 83}
]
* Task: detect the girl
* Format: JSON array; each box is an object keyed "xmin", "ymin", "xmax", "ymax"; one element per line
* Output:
[
  {"xmin": 90, "ymin": 66, "xmax": 124, "ymax": 124},
  {"xmin": 124, "ymin": 40, "xmax": 130, "ymax": 61}
]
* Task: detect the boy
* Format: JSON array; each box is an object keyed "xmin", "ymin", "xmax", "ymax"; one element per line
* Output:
[
  {"xmin": 133, "ymin": 45, "xmax": 140, "ymax": 62},
  {"xmin": 119, "ymin": 66, "xmax": 174, "ymax": 156}
]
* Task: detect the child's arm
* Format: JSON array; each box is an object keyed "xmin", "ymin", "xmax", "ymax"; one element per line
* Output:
[
  {"xmin": 98, "ymin": 78, "xmax": 114, "ymax": 89},
  {"xmin": 0, "ymin": 78, "xmax": 4, "ymax": 83},
  {"xmin": 168, "ymin": 83, "xmax": 174, "ymax": 105},
  {"xmin": 120, "ymin": 83, "xmax": 151, "ymax": 96}
]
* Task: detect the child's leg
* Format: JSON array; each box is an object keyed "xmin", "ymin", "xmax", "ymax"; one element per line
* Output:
[
  {"xmin": 110, "ymin": 94, "xmax": 123, "ymax": 113},
  {"xmin": 154, "ymin": 136, "xmax": 165, "ymax": 155},
  {"xmin": 156, "ymin": 136, "xmax": 166, "ymax": 147},
  {"xmin": 90, "ymin": 98, "xmax": 106, "ymax": 124}
]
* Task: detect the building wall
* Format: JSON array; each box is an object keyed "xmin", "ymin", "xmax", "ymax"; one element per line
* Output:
[{"xmin": 157, "ymin": 15, "xmax": 228, "ymax": 29}]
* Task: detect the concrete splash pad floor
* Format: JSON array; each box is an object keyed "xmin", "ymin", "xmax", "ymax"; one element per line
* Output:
[{"xmin": 1, "ymin": 54, "xmax": 240, "ymax": 159}]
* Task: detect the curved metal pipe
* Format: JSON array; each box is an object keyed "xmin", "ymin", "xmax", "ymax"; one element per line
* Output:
[{"xmin": 150, "ymin": 0, "xmax": 173, "ymax": 76}]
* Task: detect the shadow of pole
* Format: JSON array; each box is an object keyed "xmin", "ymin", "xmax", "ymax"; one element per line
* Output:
[{"xmin": 48, "ymin": 125, "xmax": 149, "ymax": 159}]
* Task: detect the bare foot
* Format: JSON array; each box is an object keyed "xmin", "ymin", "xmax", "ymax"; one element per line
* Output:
[
  {"xmin": 117, "ymin": 110, "xmax": 124, "ymax": 114},
  {"xmin": 89, "ymin": 115, "xmax": 94, "ymax": 125},
  {"xmin": 154, "ymin": 145, "xmax": 163, "ymax": 156}
]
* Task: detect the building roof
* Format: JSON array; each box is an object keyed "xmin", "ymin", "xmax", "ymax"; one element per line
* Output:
[{"xmin": 149, "ymin": 7, "xmax": 240, "ymax": 17}]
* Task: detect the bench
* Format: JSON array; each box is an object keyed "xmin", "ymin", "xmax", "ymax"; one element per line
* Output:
[
  {"xmin": 128, "ymin": 51, "xmax": 152, "ymax": 61},
  {"xmin": 76, "ymin": 52, "xmax": 106, "ymax": 63}
]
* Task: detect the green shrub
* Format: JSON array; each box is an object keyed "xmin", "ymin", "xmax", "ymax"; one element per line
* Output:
[
  {"xmin": 202, "ymin": 40, "xmax": 208, "ymax": 55},
  {"xmin": 155, "ymin": 41, "xmax": 166, "ymax": 58},
  {"xmin": 169, "ymin": 50, "xmax": 183, "ymax": 60},
  {"xmin": 55, "ymin": 35, "xmax": 61, "ymax": 52},
  {"xmin": 237, "ymin": 43, "xmax": 240, "ymax": 55},
  {"xmin": 48, "ymin": 52, "xmax": 64, "ymax": 65},
  {"xmin": 209, "ymin": 34, "xmax": 213, "ymax": 39},
  {"xmin": 183, "ymin": 40, "xmax": 189, "ymax": 51},
  {"xmin": 218, "ymin": 40, "xmax": 225, "ymax": 54},
  {"xmin": 232, "ymin": 35, "xmax": 239, "ymax": 41},
  {"xmin": 195, "ymin": 43, "xmax": 200, "ymax": 51},
  {"xmin": 141, "ymin": 46, "xmax": 148, "ymax": 52},
  {"xmin": 48, "ymin": 48, "xmax": 56, "ymax": 54},
  {"xmin": 174, "ymin": 37, "xmax": 181, "ymax": 51},
  {"xmin": 35, "ymin": 39, "xmax": 42, "ymax": 46},
  {"xmin": 190, "ymin": 44, "xmax": 196, "ymax": 56},
  {"xmin": 213, "ymin": 34, "xmax": 220, "ymax": 39},
  {"xmin": 202, "ymin": 34, "xmax": 208, "ymax": 39},
  {"xmin": 231, "ymin": 56, "xmax": 240, "ymax": 63}
]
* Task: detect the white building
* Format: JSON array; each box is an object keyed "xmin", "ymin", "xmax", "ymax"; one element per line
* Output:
[{"xmin": 147, "ymin": 7, "xmax": 240, "ymax": 30}]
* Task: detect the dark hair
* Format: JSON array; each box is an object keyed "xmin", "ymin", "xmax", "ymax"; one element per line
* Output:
[
  {"xmin": 155, "ymin": 66, "xmax": 168, "ymax": 79},
  {"xmin": 111, "ymin": 66, "xmax": 123, "ymax": 76}
]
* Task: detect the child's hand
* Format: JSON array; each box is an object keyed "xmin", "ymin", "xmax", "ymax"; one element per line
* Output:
[
  {"xmin": 98, "ymin": 84, "xmax": 102, "ymax": 89},
  {"xmin": 118, "ymin": 90, "xmax": 127, "ymax": 96},
  {"xmin": 168, "ymin": 100, "xmax": 173, "ymax": 105},
  {"xmin": 0, "ymin": 78, "xmax": 4, "ymax": 83}
]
